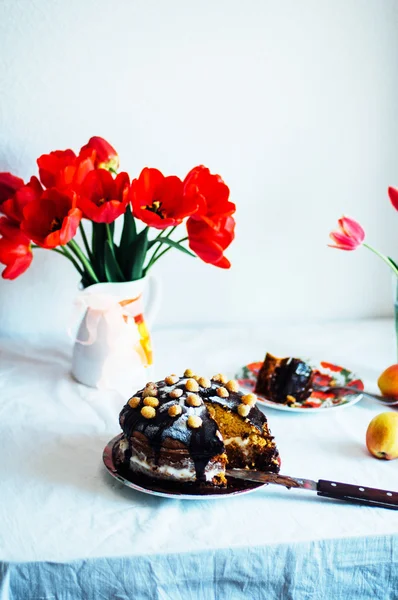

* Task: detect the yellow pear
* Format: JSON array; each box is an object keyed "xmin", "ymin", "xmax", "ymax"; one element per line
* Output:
[{"xmin": 366, "ymin": 412, "xmax": 398, "ymax": 460}]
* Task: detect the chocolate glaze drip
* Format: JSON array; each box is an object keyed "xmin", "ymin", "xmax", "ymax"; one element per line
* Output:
[{"xmin": 119, "ymin": 377, "xmax": 274, "ymax": 481}]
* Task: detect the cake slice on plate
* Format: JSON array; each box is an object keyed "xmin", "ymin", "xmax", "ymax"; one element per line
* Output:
[{"xmin": 255, "ymin": 353, "xmax": 314, "ymax": 405}]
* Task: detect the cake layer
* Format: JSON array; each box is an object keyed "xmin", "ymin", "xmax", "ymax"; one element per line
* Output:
[{"xmin": 116, "ymin": 433, "xmax": 227, "ymax": 483}]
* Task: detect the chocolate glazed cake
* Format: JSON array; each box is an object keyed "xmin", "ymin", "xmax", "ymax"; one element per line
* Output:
[{"xmin": 116, "ymin": 370, "xmax": 280, "ymax": 486}]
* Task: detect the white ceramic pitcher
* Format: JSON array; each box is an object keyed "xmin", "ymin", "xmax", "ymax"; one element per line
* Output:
[{"xmin": 71, "ymin": 276, "xmax": 161, "ymax": 393}]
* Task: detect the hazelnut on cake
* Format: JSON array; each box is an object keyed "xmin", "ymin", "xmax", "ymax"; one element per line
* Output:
[{"xmin": 115, "ymin": 370, "xmax": 280, "ymax": 486}]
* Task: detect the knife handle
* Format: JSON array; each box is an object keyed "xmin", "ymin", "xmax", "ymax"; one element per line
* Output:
[{"xmin": 317, "ymin": 479, "xmax": 398, "ymax": 509}]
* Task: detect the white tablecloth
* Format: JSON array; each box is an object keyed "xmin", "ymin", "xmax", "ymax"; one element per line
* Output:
[{"xmin": 0, "ymin": 320, "xmax": 397, "ymax": 599}]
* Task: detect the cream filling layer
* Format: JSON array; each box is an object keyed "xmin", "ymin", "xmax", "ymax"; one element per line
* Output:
[
  {"xmin": 224, "ymin": 436, "xmax": 250, "ymax": 447},
  {"xmin": 129, "ymin": 454, "xmax": 223, "ymax": 482}
]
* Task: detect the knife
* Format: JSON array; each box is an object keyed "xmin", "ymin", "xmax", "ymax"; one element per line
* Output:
[{"xmin": 226, "ymin": 469, "xmax": 398, "ymax": 510}]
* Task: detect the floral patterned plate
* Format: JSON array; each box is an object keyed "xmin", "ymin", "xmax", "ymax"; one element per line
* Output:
[{"xmin": 236, "ymin": 360, "xmax": 364, "ymax": 412}]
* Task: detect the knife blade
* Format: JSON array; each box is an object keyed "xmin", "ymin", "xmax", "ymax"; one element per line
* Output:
[{"xmin": 226, "ymin": 469, "xmax": 398, "ymax": 509}]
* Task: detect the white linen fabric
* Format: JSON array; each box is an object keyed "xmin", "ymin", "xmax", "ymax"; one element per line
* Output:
[{"xmin": 0, "ymin": 321, "xmax": 397, "ymax": 599}]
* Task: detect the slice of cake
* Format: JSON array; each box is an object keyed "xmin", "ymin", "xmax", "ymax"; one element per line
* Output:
[
  {"xmin": 255, "ymin": 353, "xmax": 314, "ymax": 405},
  {"xmin": 116, "ymin": 370, "xmax": 280, "ymax": 486}
]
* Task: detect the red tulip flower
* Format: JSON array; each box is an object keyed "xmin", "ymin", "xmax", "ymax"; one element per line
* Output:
[
  {"xmin": 1, "ymin": 176, "xmax": 43, "ymax": 224},
  {"xmin": 328, "ymin": 216, "xmax": 365, "ymax": 251},
  {"xmin": 0, "ymin": 217, "xmax": 32, "ymax": 279},
  {"xmin": 0, "ymin": 172, "xmax": 24, "ymax": 204},
  {"xmin": 78, "ymin": 169, "xmax": 130, "ymax": 223},
  {"xmin": 22, "ymin": 188, "xmax": 82, "ymax": 248},
  {"xmin": 131, "ymin": 168, "xmax": 198, "ymax": 229},
  {"xmin": 388, "ymin": 187, "xmax": 398, "ymax": 211},
  {"xmin": 37, "ymin": 149, "xmax": 77, "ymax": 188},
  {"xmin": 80, "ymin": 136, "xmax": 119, "ymax": 171},
  {"xmin": 183, "ymin": 166, "xmax": 236, "ymax": 227},
  {"xmin": 37, "ymin": 147, "xmax": 96, "ymax": 190},
  {"xmin": 187, "ymin": 215, "xmax": 235, "ymax": 269}
]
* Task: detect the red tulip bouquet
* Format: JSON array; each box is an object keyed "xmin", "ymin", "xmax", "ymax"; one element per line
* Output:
[
  {"xmin": 328, "ymin": 190, "xmax": 398, "ymax": 277},
  {"xmin": 0, "ymin": 137, "xmax": 236, "ymax": 287}
]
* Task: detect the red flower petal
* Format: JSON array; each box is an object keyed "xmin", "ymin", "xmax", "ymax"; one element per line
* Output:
[
  {"xmin": 59, "ymin": 207, "xmax": 82, "ymax": 245},
  {"xmin": 183, "ymin": 166, "xmax": 235, "ymax": 226},
  {"xmin": 37, "ymin": 149, "xmax": 76, "ymax": 188},
  {"xmin": 2, "ymin": 176, "xmax": 43, "ymax": 223},
  {"xmin": 130, "ymin": 168, "xmax": 191, "ymax": 230},
  {"xmin": 0, "ymin": 216, "xmax": 31, "ymax": 245},
  {"xmin": 22, "ymin": 188, "xmax": 80, "ymax": 248},
  {"xmin": 78, "ymin": 170, "xmax": 130, "ymax": 223},
  {"xmin": 80, "ymin": 136, "xmax": 119, "ymax": 170},
  {"xmin": 329, "ymin": 216, "xmax": 365, "ymax": 251},
  {"xmin": 328, "ymin": 231, "xmax": 358, "ymax": 251},
  {"xmin": 0, "ymin": 173, "xmax": 24, "ymax": 204},
  {"xmin": 187, "ymin": 216, "xmax": 235, "ymax": 268},
  {"xmin": 388, "ymin": 187, "xmax": 398, "ymax": 211},
  {"xmin": 339, "ymin": 216, "xmax": 365, "ymax": 245},
  {"xmin": 0, "ymin": 248, "xmax": 32, "ymax": 279},
  {"xmin": 0, "ymin": 218, "xmax": 32, "ymax": 279}
]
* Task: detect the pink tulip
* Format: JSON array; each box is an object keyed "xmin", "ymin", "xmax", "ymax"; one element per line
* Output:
[
  {"xmin": 328, "ymin": 216, "xmax": 365, "ymax": 251},
  {"xmin": 388, "ymin": 187, "xmax": 398, "ymax": 211}
]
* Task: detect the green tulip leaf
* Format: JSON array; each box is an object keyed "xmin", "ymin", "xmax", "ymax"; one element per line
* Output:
[
  {"xmin": 126, "ymin": 228, "xmax": 149, "ymax": 281},
  {"xmin": 153, "ymin": 237, "xmax": 195, "ymax": 257},
  {"xmin": 104, "ymin": 239, "xmax": 125, "ymax": 282}
]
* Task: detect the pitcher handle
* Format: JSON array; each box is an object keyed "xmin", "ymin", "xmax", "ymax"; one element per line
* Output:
[{"xmin": 144, "ymin": 275, "xmax": 162, "ymax": 326}]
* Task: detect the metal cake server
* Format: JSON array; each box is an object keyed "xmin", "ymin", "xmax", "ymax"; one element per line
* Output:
[{"xmin": 226, "ymin": 469, "xmax": 398, "ymax": 509}]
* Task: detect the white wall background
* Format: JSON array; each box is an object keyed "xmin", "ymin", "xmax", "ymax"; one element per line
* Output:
[{"xmin": 1, "ymin": 0, "xmax": 398, "ymax": 335}]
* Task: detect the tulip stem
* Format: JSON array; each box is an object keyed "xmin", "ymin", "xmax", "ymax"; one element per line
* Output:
[
  {"xmin": 32, "ymin": 244, "xmax": 86, "ymax": 277},
  {"xmin": 67, "ymin": 239, "xmax": 99, "ymax": 284},
  {"xmin": 164, "ymin": 226, "xmax": 176, "ymax": 239},
  {"xmin": 79, "ymin": 223, "xmax": 93, "ymax": 262},
  {"xmin": 363, "ymin": 243, "xmax": 398, "ymax": 277},
  {"xmin": 145, "ymin": 226, "xmax": 176, "ymax": 270},
  {"xmin": 144, "ymin": 236, "xmax": 191, "ymax": 272},
  {"xmin": 58, "ymin": 246, "xmax": 85, "ymax": 277},
  {"xmin": 146, "ymin": 245, "xmax": 172, "ymax": 270}
]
